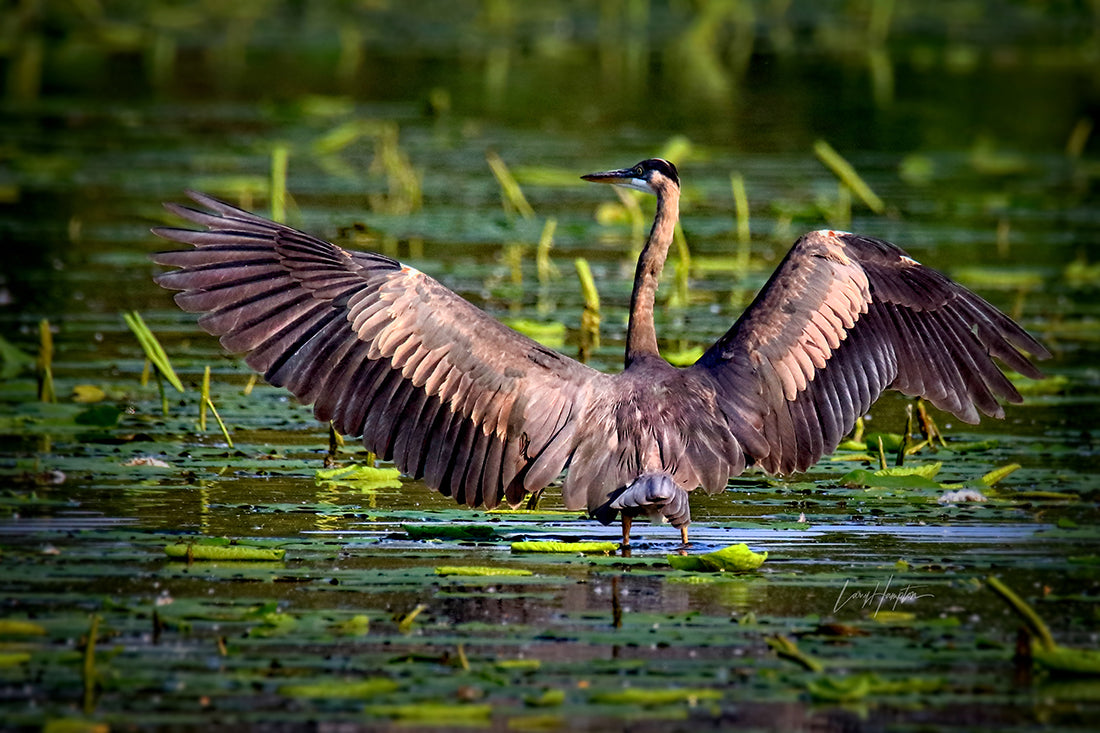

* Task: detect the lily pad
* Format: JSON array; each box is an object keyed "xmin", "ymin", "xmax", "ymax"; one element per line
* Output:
[
  {"xmin": 511, "ymin": 541, "xmax": 619, "ymax": 554},
  {"xmin": 435, "ymin": 566, "xmax": 533, "ymax": 576},
  {"xmin": 164, "ymin": 543, "xmax": 286, "ymax": 561},
  {"xmin": 667, "ymin": 543, "xmax": 767, "ymax": 573},
  {"xmin": 590, "ymin": 687, "xmax": 722, "ymax": 706},
  {"xmin": 280, "ymin": 677, "xmax": 399, "ymax": 698}
]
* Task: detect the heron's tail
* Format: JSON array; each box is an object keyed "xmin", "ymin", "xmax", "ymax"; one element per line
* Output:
[{"xmin": 593, "ymin": 473, "xmax": 691, "ymax": 528}]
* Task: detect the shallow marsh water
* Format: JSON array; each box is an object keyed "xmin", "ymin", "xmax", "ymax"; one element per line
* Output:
[{"xmin": 1, "ymin": 2, "xmax": 1099, "ymax": 731}]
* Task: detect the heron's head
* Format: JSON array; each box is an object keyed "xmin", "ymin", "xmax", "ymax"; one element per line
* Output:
[{"xmin": 582, "ymin": 158, "xmax": 680, "ymax": 196}]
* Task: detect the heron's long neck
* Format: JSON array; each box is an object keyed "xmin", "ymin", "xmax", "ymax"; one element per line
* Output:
[{"xmin": 625, "ymin": 186, "xmax": 679, "ymax": 366}]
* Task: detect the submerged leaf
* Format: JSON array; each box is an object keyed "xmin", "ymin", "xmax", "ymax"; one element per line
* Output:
[{"xmin": 74, "ymin": 404, "xmax": 122, "ymax": 427}]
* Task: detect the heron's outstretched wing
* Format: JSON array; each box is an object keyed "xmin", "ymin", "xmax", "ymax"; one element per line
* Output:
[
  {"xmin": 153, "ymin": 192, "xmax": 600, "ymax": 508},
  {"xmin": 689, "ymin": 229, "xmax": 1050, "ymax": 475}
]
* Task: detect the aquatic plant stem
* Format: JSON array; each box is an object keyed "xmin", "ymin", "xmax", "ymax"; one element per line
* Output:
[
  {"xmin": 271, "ymin": 143, "xmax": 288, "ymax": 223},
  {"xmin": 83, "ymin": 614, "xmax": 99, "ymax": 713},
  {"xmin": 985, "ymin": 576, "xmax": 1057, "ymax": 652},
  {"xmin": 813, "ymin": 139, "xmax": 885, "ymax": 214}
]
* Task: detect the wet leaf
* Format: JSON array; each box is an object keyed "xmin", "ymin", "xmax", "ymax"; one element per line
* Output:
[
  {"xmin": 840, "ymin": 462, "xmax": 943, "ymax": 488},
  {"xmin": 590, "ymin": 687, "xmax": 722, "ymax": 706},
  {"xmin": 667, "ymin": 543, "xmax": 767, "ymax": 573},
  {"xmin": 280, "ymin": 677, "xmax": 398, "ymax": 698},
  {"xmin": 807, "ymin": 672, "xmax": 875, "ymax": 701},
  {"xmin": 980, "ymin": 463, "xmax": 1021, "ymax": 486},
  {"xmin": 164, "ymin": 543, "xmax": 286, "ymax": 561},
  {"xmin": 366, "ymin": 703, "xmax": 493, "ymax": 723},
  {"xmin": 435, "ymin": 566, "xmax": 532, "ymax": 576},
  {"xmin": 0, "ymin": 619, "xmax": 46, "ymax": 635},
  {"xmin": 71, "ymin": 385, "xmax": 106, "ymax": 403},
  {"xmin": 330, "ymin": 614, "xmax": 371, "ymax": 636},
  {"xmin": 766, "ymin": 635, "xmax": 825, "ymax": 672},
  {"xmin": 511, "ymin": 541, "xmax": 619, "ymax": 554},
  {"xmin": 0, "ymin": 652, "xmax": 31, "ymax": 667},
  {"xmin": 1034, "ymin": 646, "xmax": 1100, "ymax": 676},
  {"xmin": 42, "ymin": 720, "xmax": 109, "ymax": 733},
  {"xmin": 315, "ymin": 464, "xmax": 401, "ymax": 481},
  {"xmin": 405, "ymin": 524, "xmax": 500, "ymax": 541},
  {"xmin": 524, "ymin": 687, "xmax": 564, "ymax": 707}
]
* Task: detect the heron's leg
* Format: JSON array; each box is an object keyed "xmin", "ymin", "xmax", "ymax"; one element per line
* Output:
[
  {"xmin": 621, "ymin": 516, "xmax": 633, "ymax": 546},
  {"xmin": 679, "ymin": 524, "xmax": 689, "ymax": 546}
]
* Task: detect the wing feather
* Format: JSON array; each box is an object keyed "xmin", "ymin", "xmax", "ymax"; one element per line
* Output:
[
  {"xmin": 153, "ymin": 191, "xmax": 599, "ymax": 510},
  {"xmin": 691, "ymin": 230, "xmax": 1048, "ymax": 475}
]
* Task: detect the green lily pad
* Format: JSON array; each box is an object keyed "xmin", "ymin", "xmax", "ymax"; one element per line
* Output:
[
  {"xmin": 435, "ymin": 566, "xmax": 533, "ymax": 576},
  {"xmin": 1034, "ymin": 645, "xmax": 1100, "ymax": 675},
  {"xmin": 591, "ymin": 687, "xmax": 722, "ymax": 705},
  {"xmin": 511, "ymin": 541, "xmax": 619, "ymax": 554},
  {"xmin": 164, "ymin": 543, "xmax": 286, "ymax": 561},
  {"xmin": 405, "ymin": 524, "xmax": 500, "ymax": 541},
  {"xmin": 667, "ymin": 543, "xmax": 767, "ymax": 573},
  {"xmin": 280, "ymin": 677, "xmax": 399, "ymax": 698}
]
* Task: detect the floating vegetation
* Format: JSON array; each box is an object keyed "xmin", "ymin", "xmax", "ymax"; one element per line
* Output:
[
  {"xmin": 667, "ymin": 543, "xmax": 767, "ymax": 572},
  {"xmin": 807, "ymin": 672, "xmax": 943, "ymax": 702},
  {"xmin": 511, "ymin": 541, "xmax": 619, "ymax": 554},
  {"xmin": 987, "ymin": 576, "xmax": 1100, "ymax": 676},
  {"xmin": 315, "ymin": 463, "xmax": 401, "ymax": 482},
  {"xmin": 164, "ymin": 543, "xmax": 286, "ymax": 562},
  {"xmin": 280, "ymin": 677, "xmax": 398, "ymax": 699},
  {"xmin": 365, "ymin": 703, "xmax": 493, "ymax": 724},
  {"xmin": 405, "ymin": 523, "xmax": 500, "ymax": 541},
  {"xmin": 767, "ymin": 634, "xmax": 824, "ymax": 673},
  {"xmin": 0, "ymin": 619, "xmax": 46, "ymax": 636},
  {"xmin": 591, "ymin": 687, "xmax": 722, "ymax": 706},
  {"xmin": 839, "ymin": 462, "xmax": 943, "ymax": 489},
  {"xmin": 435, "ymin": 566, "xmax": 533, "ymax": 576}
]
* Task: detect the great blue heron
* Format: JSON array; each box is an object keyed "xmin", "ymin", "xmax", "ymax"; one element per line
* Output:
[{"xmin": 152, "ymin": 158, "xmax": 1049, "ymax": 545}]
